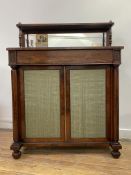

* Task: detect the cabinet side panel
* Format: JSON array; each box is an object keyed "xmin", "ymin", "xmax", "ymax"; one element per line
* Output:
[
  {"xmin": 70, "ymin": 69, "xmax": 106, "ymax": 138},
  {"xmin": 24, "ymin": 70, "xmax": 60, "ymax": 138}
]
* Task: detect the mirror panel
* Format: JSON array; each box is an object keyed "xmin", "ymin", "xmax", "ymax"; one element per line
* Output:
[{"xmin": 25, "ymin": 33, "xmax": 105, "ymax": 47}]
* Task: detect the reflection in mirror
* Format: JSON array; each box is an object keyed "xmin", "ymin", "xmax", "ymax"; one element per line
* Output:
[{"xmin": 26, "ymin": 33, "xmax": 105, "ymax": 47}]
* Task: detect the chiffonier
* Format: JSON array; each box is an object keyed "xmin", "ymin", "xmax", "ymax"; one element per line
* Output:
[{"xmin": 7, "ymin": 22, "xmax": 123, "ymax": 159}]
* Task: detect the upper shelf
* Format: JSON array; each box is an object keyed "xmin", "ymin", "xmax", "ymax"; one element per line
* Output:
[
  {"xmin": 16, "ymin": 22, "xmax": 114, "ymax": 47},
  {"xmin": 17, "ymin": 22, "xmax": 114, "ymax": 34}
]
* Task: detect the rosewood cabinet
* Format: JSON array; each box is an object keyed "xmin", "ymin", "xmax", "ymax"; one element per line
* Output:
[{"xmin": 7, "ymin": 22, "xmax": 123, "ymax": 159}]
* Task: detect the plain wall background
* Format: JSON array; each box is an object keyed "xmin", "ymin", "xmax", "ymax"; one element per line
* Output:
[{"xmin": 0, "ymin": 0, "xmax": 131, "ymax": 138}]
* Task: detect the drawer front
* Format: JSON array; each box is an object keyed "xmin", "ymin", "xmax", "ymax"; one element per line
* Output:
[{"xmin": 16, "ymin": 50, "xmax": 113, "ymax": 65}]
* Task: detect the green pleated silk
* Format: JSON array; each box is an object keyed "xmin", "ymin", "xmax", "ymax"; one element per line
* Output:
[
  {"xmin": 24, "ymin": 70, "xmax": 60, "ymax": 138},
  {"xmin": 70, "ymin": 69, "xmax": 106, "ymax": 138}
]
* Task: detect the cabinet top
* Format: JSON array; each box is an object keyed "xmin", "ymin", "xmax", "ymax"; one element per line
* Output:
[
  {"xmin": 7, "ymin": 46, "xmax": 124, "ymax": 51},
  {"xmin": 17, "ymin": 22, "xmax": 114, "ymax": 33}
]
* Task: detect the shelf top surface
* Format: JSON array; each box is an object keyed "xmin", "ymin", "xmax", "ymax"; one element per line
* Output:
[{"xmin": 16, "ymin": 22, "xmax": 114, "ymax": 33}]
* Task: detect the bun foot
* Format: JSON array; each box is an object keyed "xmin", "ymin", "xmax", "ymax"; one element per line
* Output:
[
  {"xmin": 12, "ymin": 151, "xmax": 21, "ymax": 159},
  {"xmin": 111, "ymin": 150, "xmax": 120, "ymax": 159},
  {"xmin": 10, "ymin": 142, "xmax": 22, "ymax": 159},
  {"xmin": 110, "ymin": 142, "xmax": 122, "ymax": 159}
]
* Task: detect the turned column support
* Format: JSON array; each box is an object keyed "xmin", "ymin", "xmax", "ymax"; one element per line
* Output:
[
  {"xmin": 18, "ymin": 22, "xmax": 25, "ymax": 47},
  {"xmin": 106, "ymin": 28, "xmax": 112, "ymax": 46}
]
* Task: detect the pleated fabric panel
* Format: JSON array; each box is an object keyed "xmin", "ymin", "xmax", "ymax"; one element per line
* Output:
[
  {"xmin": 70, "ymin": 69, "xmax": 106, "ymax": 138},
  {"xmin": 24, "ymin": 70, "xmax": 60, "ymax": 138}
]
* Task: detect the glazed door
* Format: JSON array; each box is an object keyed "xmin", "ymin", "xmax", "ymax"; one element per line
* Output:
[
  {"xmin": 66, "ymin": 66, "xmax": 111, "ymax": 142},
  {"xmin": 19, "ymin": 66, "xmax": 65, "ymax": 142}
]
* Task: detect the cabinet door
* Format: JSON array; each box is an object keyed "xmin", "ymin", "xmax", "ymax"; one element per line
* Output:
[
  {"xmin": 19, "ymin": 66, "xmax": 65, "ymax": 142},
  {"xmin": 66, "ymin": 66, "xmax": 111, "ymax": 142}
]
